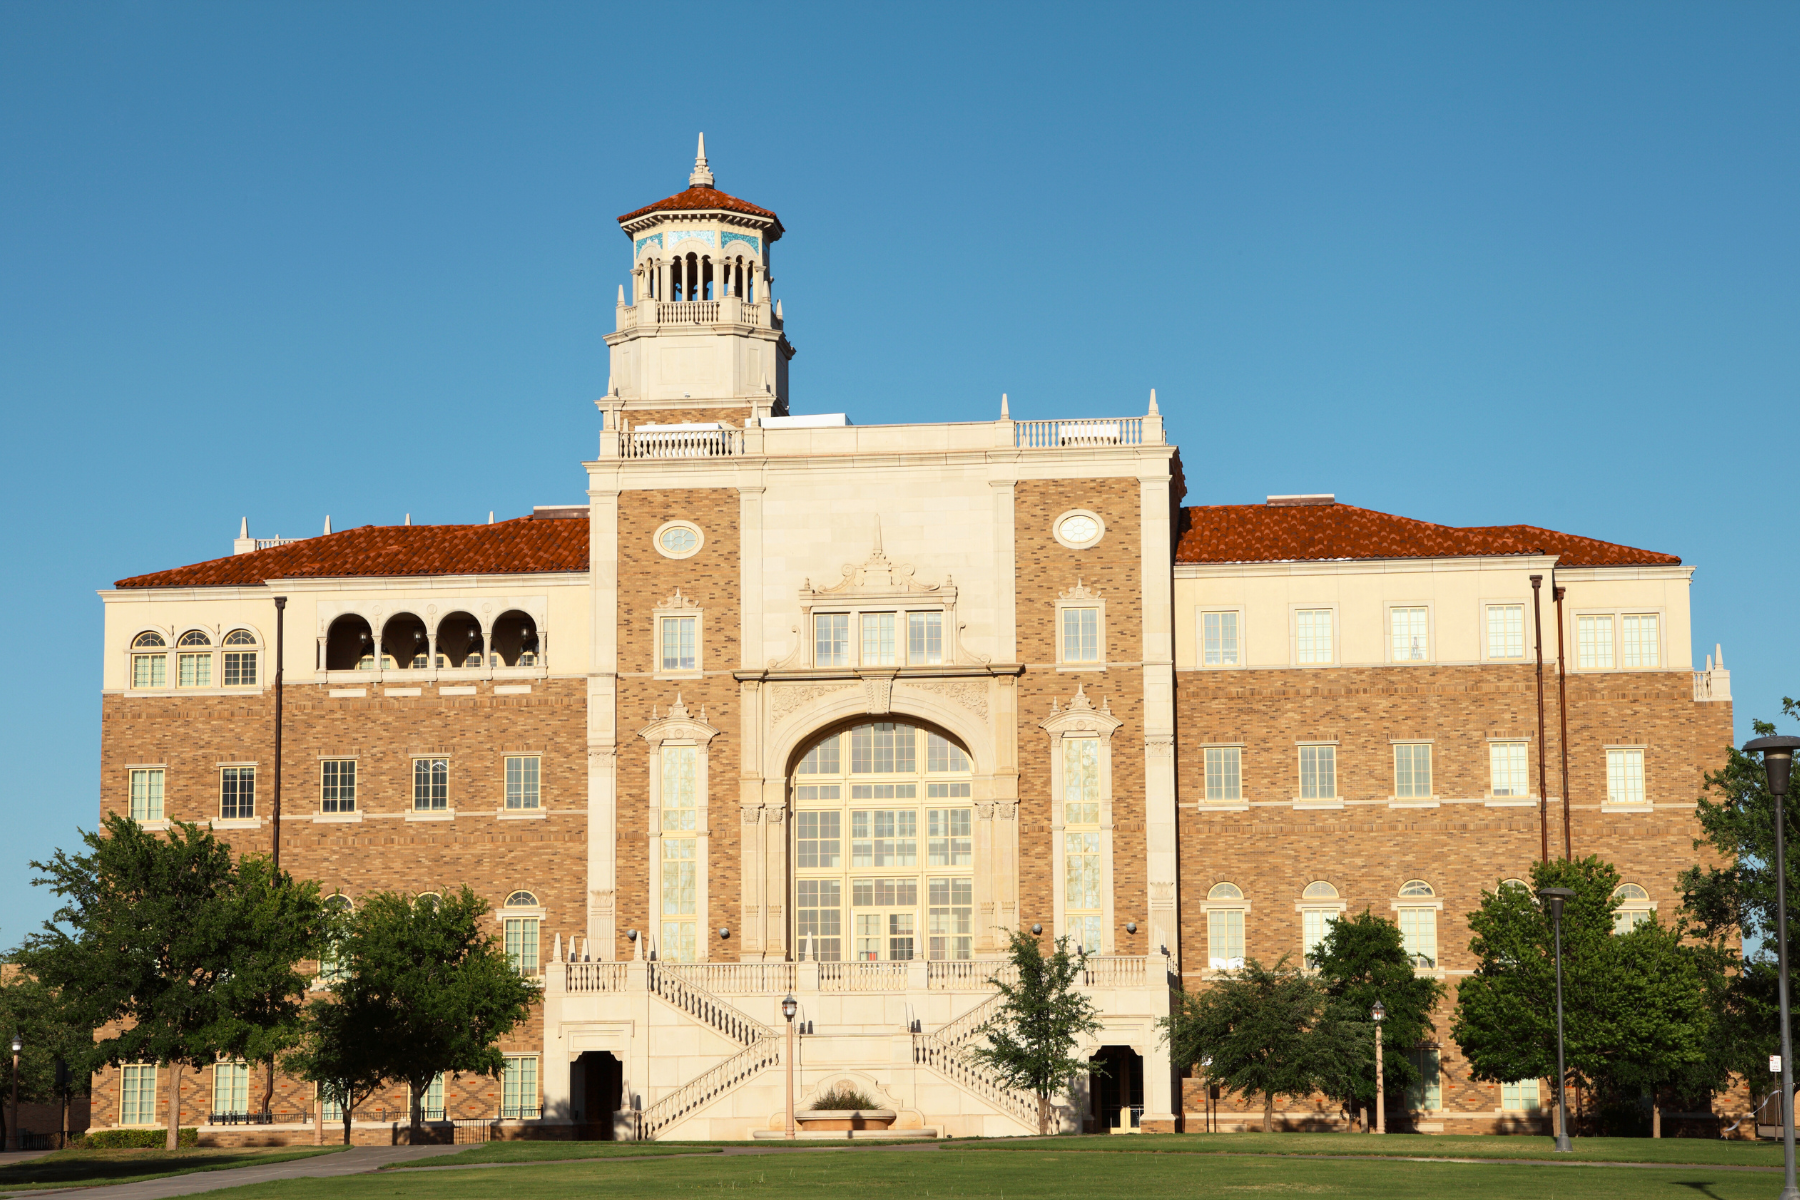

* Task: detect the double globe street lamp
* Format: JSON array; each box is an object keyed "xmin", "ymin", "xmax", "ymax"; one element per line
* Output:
[{"xmin": 1745, "ymin": 734, "xmax": 1800, "ymax": 1200}]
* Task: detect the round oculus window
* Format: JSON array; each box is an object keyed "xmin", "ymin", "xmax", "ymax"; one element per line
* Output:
[
  {"xmin": 655, "ymin": 521, "xmax": 703, "ymax": 559},
  {"xmin": 1055, "ymin": 511, "xmax": 1103, "ymax": 549}
]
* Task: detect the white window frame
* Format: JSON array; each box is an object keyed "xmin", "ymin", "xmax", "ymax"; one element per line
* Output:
[
  {"xmin": 1203, "ymin": 743, "xmax": 1244, "ymax": 805},
  {"xmin": 498, "ymin": 892, "xmax": 544, "ymax": 976},
  {"xmin": 1481, "ymin": 602, "xmax": 1529, "ymax": 663},
  {"xmin": 221, "ymin": 629, "xmax": 260, "ymax": 688},
  {"xmin": 640, "ymin": 697, "xmax": 721, "ymax": 962},
  {"xmin": 653, "ymin": 589, "xmax": 703, "ymax": 679},
  {"xmin": 652, "ymin": 519, "xmax": 704, "ymax": 560},
  {"xmin": 1296, "ymin": 882, "xmax": 1346, "ymax": 969},
  {"xmin": 907, "ymin": 610, "xmax": 945, "ymax": 666},
  {"xmin": 1052, "ymin": 508, "xmax": 1106, "ymax": 551},
  {"xmin": 217, "ymin": 764, "xmax": 257, "ymax": 825},
  {"xmin": 130, "ymin": 630, "xmax": 169, "ymax": 690},
  {"xmin": 1611, "ymin": 883, "xmax": 1657, "ymax": 933},
  {"xmin": 320, "ymin": 758, "xmax": 357, "ymax": 815},
  {"xmin": 813, "ymin": 611, "xmax": 852, "ymax": 668},
  {"xmin": 1196, "ymin": 608, "xmax": 1245, "ymax": 669},
  {"xmin": 1391, "ymin": 886, "xmax": 1444, "ymax": 973},
  {"xmin": 1390, "ymin": 740, "xmax": 1436, "ymax": 806},
  {"xmin": 1386, "ymin": 604, "xmax": 1433, "ymax": 664},
  {"xmin": 127, "ymin": 766, "xmax": 166, "ymax": 824},
  {"xmin": 1290, "ymin": 606, "xmax": 1337, "ymax": 667},
  {"xmin": 1604, "ymin": 745, "xmax": 1649, "ymax": 810},
  {"xmin": 212, "ymin": 1058, "xmax": 250, "ymax": 1117},
  {"xmin": 500, "ymin": 1054, "xmax": 539, "ymax": 1119},
  {"xmin": 859, "ymin": 611, "xmax": 900, "ymax": 667},
  {"xmin": 1501, "ymin": 1078, "xmax": 1541, "ymax": 1112},
  {"xmin": 119, "ymin": 1064, "xmax": 158, "ymax": 1126},
  {"xmin": 1203, "ymin": 885, "xmax": 1248, "ymax": 973},
  {"xmin": 1055, "ymin": 581, "xmax": 1106, "ymax": 669},
  {"xmin": 175, "ymin": 629, "xmax": 214, "ymax": 689},
  {"xmin": 1570, "ymin": 608, "xmax": 1667, "ymax": 674},
  {"xmin": 408, "ymin": 756, "xmax": 451, "ymax": 819},
  {"xmin": 1295, "ymin": 740, "xmax": 1339, "ymax": 808},
  {"xmin": 504, "ymin": 754, "xmax": 541, "ymax": 812},
  {"xmin": 1041, "ymin": 687, "xmax": 1121, "ymax": 954},
  {"xmin": 1485, "ymin": 740, "xmax": 1531, "ymax": 804}
]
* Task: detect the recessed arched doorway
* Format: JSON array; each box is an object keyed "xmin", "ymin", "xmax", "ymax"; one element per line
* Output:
[
  {"xmin": 571, "ymin": 1050, "xmax": 622, "ymax": 1139},
  {"xmin": 1090, "ymin": 1046, "xmax": 1144, "ymax": 1134}
]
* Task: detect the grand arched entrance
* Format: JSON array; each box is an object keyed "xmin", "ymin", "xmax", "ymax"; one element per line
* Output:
[{"xmin": 789, "ymin": 719, "xmax": 975, "ymax": 962}]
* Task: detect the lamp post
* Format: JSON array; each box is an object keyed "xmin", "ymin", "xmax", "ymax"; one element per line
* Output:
[
  {"xmin": 1746, "ymin": 734, "xmax": 1800, "ymax": 1200},
  {"xmin": 1537, "ymin": 887, "xmax": 1576, "ymax": 1153},
  {"xmin": 782, "ymin": 994, "xmax": 798, "ymax": 1140},
  {"xmin": 8, "ymin": 1032, "xmax": 20, "ymax": 1152},
  {"xmin": 1200, "ymin": 1056, "xmax": 1213, "ymax": 1133},
  {"xmin": 1371, "ymin": 1002, "xmax": 1385, "ymax": 1135}
]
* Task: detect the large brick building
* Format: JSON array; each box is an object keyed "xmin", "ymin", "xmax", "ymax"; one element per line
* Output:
[{"xmin": 91, "ymin": 139, "xmax": 1733, "ymax": 1141}]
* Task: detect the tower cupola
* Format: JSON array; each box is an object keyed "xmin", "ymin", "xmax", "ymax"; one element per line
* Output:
[{"xmin": 603, "ymin": 136, "xmax": 793, "ymax": 426}]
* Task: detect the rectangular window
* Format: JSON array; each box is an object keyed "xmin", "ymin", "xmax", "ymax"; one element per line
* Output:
[
  {"xmin": 851, "ymin": 810, "xmax": 917, "ymax": 867},
  {"xmin": 1399, "ymin": 907, "xmax": 1438, "ymax": 968},
  {"xmin": 851, "ymin": 879, "xmax": 918, "ymax": 961},
  {"xmin": 213, "ymin": 1060, "xmax": 249, "ymax": 1116},
  {"xmin": 317, "ymin": 1082, "xmax": 344, "ymax": 1123},
  {"xmin": 1577, "ymin": 614, "xmax": 1614, "ymax": 669},
  {"xmin": 798, "ymin": 735, "xmax": 841, "ymax": 775},
  {"xmin": 321, "ymin": 760, "xmax": 356, "ymax": 813},
  {"xmin": 926, "ymin": 782, "xmax": 970, "ymax": 798},
  {"xmin": 795, "ymin": 784, "xmax": 841, "ymax": 801},
  {"xmin": 1622, "ymin": 614, "xmax": 1660, "ymax": 668},
  {"xmin": 1063, "ymin": 738, "xmax": 1100, "ymax": 824},
  {"xmin": 908, "ymin": 612, "xmax": 943, "ymax": 665},
  {"xmin": 505, "ymin": 756, "xmax": 540, "ymax": 810},
  {"xmin": 177, "ymin": 653, "xmax": 211, "ymax": 687},
  {"xmin": 850, "ymin": 723, "xmax": 915, "ymax": 774},
  {"xmin": 1390, "ymin": 607, "xmax": 1428, "ymax": 661},
  {"xmin": 1393, "ymin": 744, "xmax": 1433, "ymax": 799},
  {"xmin": 928, "ymin": 877, "xmax": 973, "ymax": 961},
  {"xmin": 1064, "ymin": 831, "xmax": 1102, "ymax": 951},
  {"xmin": 796, "ymin": 811, "xmax": 841, "ymax": 869},
  {"xmin": 1204, "ymin": 747, "xmax": 1242, "ymax": 802},
  {"xmin": 1299, "ymin": 745, "xmax": 1336, "ymax": 800},
  {"xmin": 1207, "ymin": 909, "xmax": 1245, "ymax": 970},
  {"xmin": 850, "ymin": 783, "xmax": 916, "ymax": 800},
  {"xmin": 129, "ymin": 768, "xmax": 164, "ymax": 821},
  {"xmin": 422, "ymin": 1072, "xmax": 445, "ymax": 1121},
  {"xmin": 1068, "ymin": 913, "xmax": 1103, "ymax": 956},
  {"xmin": 1489, "ymin": 743, "xmax": 1528, "ymax": 797},
  {"xmin": 501, "ymin": 1055, "xmax": 538, "ymax": 1119},
  {"xmin": 1202, "ymin": 611, "xmax": 1240, "ymax": 666},
  {"xmin": 504, "ymin": 916, "xmax": 540, "ymax": 975},
  {"xmin": 796, "ymin": 879, "xmax": 842, "ymax": 961},
  {"xmin": 412, "ymin": 758, "xmax": 448, "ymax": 811},
  {"xmin": 814, "ymin": 613, "xmax": 849, "ymax": 668},
  {"xmin": 1606, "ymin": 748, "xmax": 1646, "ymax": 806},
  {"xmin": 1486, "ymin": 604, "xmax": 1525, "ymax": 659},
  {"xmin": 926, "ymin": 732, "xmax": 969, "ymax": 773},
  {"xmin": 1061, "ymin": 607, "xmax": 1100, "ymax": 663},
  {"xmin": 1501, "ymin": 1079, "xmax": 1540, "ymax": 1112},
  {"xmin": 887, "ymin": 912, "xmax": 916, "ymax": 961},
  {"xmin": 1613, "ymin": 908, "xmax": 1651, "ymax": 935},
  {"xmin": 659, "ymin": 616, "xmax": 696, "ymax": 672},
  {"xmin": 120, "ymin": 1064, "xmax": 157, "ymax": 1125},
  {"xmin": 1295, "ymin": 609, "xmax": 1333, "ymax": 664},
  {"xmin": 927, "ymin": 809, "xmax": 972, "ymax": 866},
  {"xmin": 860, "ymin": 612, "xmax": 897, "ymax": 666},
  {"xmin": 220, "ymin": 766, "xmax": 255, "ymax": 820},
  {"xmin": 1407, "ymin": 1046, "xmax": 1442, "ymax": 1111},
  {"xmin": 222, "ymin": 651, "xmax": 257, "ymax": 687},
  {"xmin": 1302, "ymin": 909, "xmax": 1335, "ymax": 967},
  {"xmin": 132, "ymin": 654, "xmax": 167, "ymax": 688}
]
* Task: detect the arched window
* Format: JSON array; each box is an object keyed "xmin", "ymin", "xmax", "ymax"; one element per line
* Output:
[
  {"xmin": 1206, "ymin": 883, "xmax": 1246, "ymax": 971},
  {"xmin": 505, "ymin": 891, "xmax": 539, "ymax": 908},
  {"xmin": 222, "ymin": 629, "xmax": 258, "ymax": 686},
  {"xmin": 502, "ymin": 891, "xmax": 541, "ymax": 976},
  {"xmin": 177, "ymin": 631, "xmax": 213, "ymax": 688},
  {"xmin": 492, "ymin": 611, "xmax": 539, "ymax": 667},
  {"xmin": 1499, "ymin": 878, "xmax": 1530, "ymax": 896},
  {"xmin": 1397, "ymin": 881, "xmax": 1439, "ymax": 968},
  {"xmin": 131, "ymin": 632, "xmax": 167, "ymax": 689},
  {"xmin": 381, "ymin": 614, "xmax": 427, "ymax": 671},
  {"xmin": 1302, "ymin": 881, "xmax": 1339, "ymax": 899},
  {"xmin": 435, "ymin": 612, "xmax": 484, "ymax": 669},
  {"xmin": 791, "ymin": 721, "xmax": 975, "ymax": 963},
  {"xmin": 1613, "ymin": 884, "xmax": 1653, "ymax": 934},
  {"xmin": 416, "ymin": 892, "xmax": 442, "ymax": 911},
  {"xmin": 1208, "ymin": 882, "xmax": 1243, "ymax": 901},
  {"xmin": 1300, "ymin": 881, "xmax": 1341, "ymax": 965},
  {"xmin": 324, "ymin": 615, "xmax": 374, "ymax": 671},
  {"xmin": 1399, "ymin": 880, "xmax": 1435, "ymax": 897}
]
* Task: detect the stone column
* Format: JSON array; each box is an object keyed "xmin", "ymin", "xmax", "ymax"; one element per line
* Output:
[{"xmin": 587, "ymin": 486, "xmax": 621, "ymax": 956}]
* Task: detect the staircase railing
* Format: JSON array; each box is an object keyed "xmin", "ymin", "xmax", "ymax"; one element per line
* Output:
[
  {"xmin": 648, "ymin": 962, "xmax": 775, "ymax": 1046},
  {"xmin": 640, "ymin": 1036, "xmax": 782, "ymax": 1141},
  {"xmin": 911, "ymin": 993, "xmax": 1039, "ymax": 1129}
]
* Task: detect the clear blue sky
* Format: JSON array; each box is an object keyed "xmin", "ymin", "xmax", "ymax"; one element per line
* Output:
[{"xmin": 1, "ymin": 3, "xmax": 1794, "ymax": 941}]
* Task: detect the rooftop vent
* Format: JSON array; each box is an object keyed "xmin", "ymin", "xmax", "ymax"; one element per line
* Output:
[
  {"xmin": 532, "ymin": 506, "xmax": 588, "ymax": 520},
  {"xmin": 1265, "ymin": 494, "xmax": 1336, "ymax": 507}
]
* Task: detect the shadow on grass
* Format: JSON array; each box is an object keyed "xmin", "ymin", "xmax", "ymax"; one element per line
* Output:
[{"xmin": 0, "ymin": 1145, "xmax": 345, "ymax": 1190}]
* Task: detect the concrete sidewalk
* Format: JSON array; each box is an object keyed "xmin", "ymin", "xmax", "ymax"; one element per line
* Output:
[{"xmin": 3, "ymin": 1144, "xmax": 463, "ymax": 1199}]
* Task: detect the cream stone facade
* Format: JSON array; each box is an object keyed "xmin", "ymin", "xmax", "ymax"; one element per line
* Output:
[{"xmin": 89, "ymin": 141, "xmax": 1733, "ymax": 1143}]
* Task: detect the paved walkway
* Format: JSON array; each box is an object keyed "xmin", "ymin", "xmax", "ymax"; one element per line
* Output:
[{"xmin": 5, "ymin": 1145, "xmax": 462, "ymax": 1200}]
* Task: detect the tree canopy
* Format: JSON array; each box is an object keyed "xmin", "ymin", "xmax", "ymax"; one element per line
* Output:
[
  {"xmin": 1311, "ymin": 909, "xmax": 1445, "ymax": 1112},
  {"xmin": 969, "ymin": 929, "xmax": 1103, "ymax": 1135}
]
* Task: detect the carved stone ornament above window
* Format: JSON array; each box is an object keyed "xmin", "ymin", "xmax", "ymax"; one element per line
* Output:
[
  {"xmin": 800, "ymin": 517, "xmax": 954, "ymax": 604},
  {"xmin": 637, "ymin": 692, "xmax": 722, "ymax": 747},
  {"xmin": 1060, "ymin": 579, "xmax": 1100, "ymax": 601},
  {"xmin": 1040, "ymin": 684, "xmax": 1124, "ymax": 739}
]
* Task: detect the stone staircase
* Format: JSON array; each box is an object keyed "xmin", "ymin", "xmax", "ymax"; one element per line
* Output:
[
  {"xmin": 911, "ymin": 992, "xmax": 1041, "ymax": 1130},
  {"xmin": 638, "ymin": 962, "xmax": 783, "ymax": 1139}
]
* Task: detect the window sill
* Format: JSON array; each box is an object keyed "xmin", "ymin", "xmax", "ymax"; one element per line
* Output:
[
  {"xmin": 1194, "ymin": 801, "xmax": 1249, "ymax": 813},
  {"xmin": 1601, "ymin": 803, "xmax": 1654, "ymax": 814},
  {"xmin": 494, "ymin": 684, "xmax": 533, "ymax": 695},
  {"xmin": 1291, "ymin": 799, "xmax": 1344, "ymax": 811},
  {"xmin": 384, "ymin": 686, "xmax": 423, "ymax": 697},
  {"xmin": 211, "ymin": 817, "xmax": 264, "ymax": 831},
  {"xmin": 1485, "ymin": 795, "xmax": 1538, "ymax": 808},
  {"xmin": 405, "ymin": 810, "xmax": 455, "ymax": 823},
  {"xmin": 439, "ymin": 685, "xmax": 478, "ymax": 696},
  {"xmin": 653, "ymin": 672, "xmax": 704, "ymax": 682},
  {"xmin": 1388, "ymin": 797, "xmax": 1440, "ymax": 809},
  {"xmin": 315, "ymin": 812, "xmax": 363, "ymax": 824},
  {"xmin": 135, "ymin": 818, "xmax": 171, "ymax": 831},
  {"xmin": 496, "ymin": 808, "xmax": 548, "ymax": 820},
  {"xmin": 328, "ymin": 688, "xmax": 368, "ymax": 698}
]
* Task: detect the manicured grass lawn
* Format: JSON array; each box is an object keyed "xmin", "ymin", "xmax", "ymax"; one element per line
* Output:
[
  {"xmin": 197, "ymin": 1147, "xmax": 1785, "ymax": 1200},
  {"xmin": 382, "ymin": 1138, "xmax": 939, "ymax": 1168},
  {"xmin": 0, "ymin": 1144, "xmax": 345, "ymax": 1192},
  {"xmin": 958, "ymin": 1130, "xmax": 1788, "ymax": 1167}
]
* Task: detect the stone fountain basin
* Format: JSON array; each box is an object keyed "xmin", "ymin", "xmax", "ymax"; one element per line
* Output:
[{"xmin": 796, "ymin": 1109, "xmax": 896, "ymax": 1131}]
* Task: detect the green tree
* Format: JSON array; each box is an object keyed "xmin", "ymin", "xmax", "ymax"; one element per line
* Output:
[
  {"xmin": 1163, "ymin": 956, "xmax": 1365, "ymax": 1132},
  {"xmin": 1606, "ymin": 915, "xmax": 1727, "ymax": 1132},
  {"xmin": 17, "ymin": 816, "xmax": 322, "ymax": 1149},
  {"xmin": 0, "ymin": 971, "xmax": 94, "ymax": 1148},
  {"xmin": 1311, "ymin": 910, "xmax": 1445, "ymax": 1119},
  {"xmin": 968, "ymin": 929, "xmax": 1104, "ymax": 1135},
  {"xmin": 333, "ymin": 888, "xmax": 535, "ymax": 1141},
  {"xmin": 282, "ymin": 988, "xmax": 391, "ymax": 1146}
]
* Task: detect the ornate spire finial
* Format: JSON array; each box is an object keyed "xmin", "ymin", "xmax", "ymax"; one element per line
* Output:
[
  {"xmin": 689, "ymin": 133, "xmax": 714, "ymax": 188},
  {"xmin": 1000, "ymin": 392, "xmax": 1010, "ymax": 418},
  {"xmin": 1148, "ymin": 388, "xmax": 1159, "ymax": 416}
]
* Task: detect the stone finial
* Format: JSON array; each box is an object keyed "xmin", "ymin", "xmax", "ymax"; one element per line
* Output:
[
  {"xmin": 617, "ymin": 283, "xmax": 626, "ymax": 304},
  {"xmin": 553, "ymin": 932, "xmax": 562, "ymax": 962},
  {"xmin": 239, "ymin": 516, "xmax": 249, "ymax": 539},
  {"xmin": 323, "ymin": 515, "xmax": 332, "ymax": 535},
  {"xmin": 689, "ymin": 132, "xmax": 714, "ymax": 188},
  {"xmin": 1000, "ymin": 392, "xmax": 1010, "ymax": 418},
  {"xmin": 1148, "ymin": 388, "xmax": 1159, "ymax": 416}
]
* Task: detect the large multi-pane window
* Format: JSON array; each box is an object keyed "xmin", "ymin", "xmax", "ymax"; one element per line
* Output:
[
  {"xmin": 1300, "ymin": 881, "xmax": 1339, "ymax": 967},
  {"xmin": 1299, "ymin": 745, "xmax": 1336, "ymax": 800},
  {"xmin": 1061, "ymin": 607, "xmax": 1100, "ymax": 663},
  {"xmin": 1606, "ymin": 748, "xmax": 1646, "ymax": 806},
  {"xmin": 1205, "ymin": 746, "xmax": 1242, "ymax": 802},
  {"xmin": 120, "ymin": 1064, "xmax": 157, "ymax": 1125},
  {"xmin": 1390, "ymin": 607, "xmax": 1428, "ymax": 661},
  {"xmin": 1489, "ymin": 742, "xmax": 1528, "ymax": 797},
  {"xmin": 317, "ymin": 1081, "xmax": 345, "ymax": 1123},
  {"xmin": 1398, "ymin": 881, "xmax": 1438, "ymax": 968},
  {"xmin": 1486, "ymin": 604, "xmax": 1525, "ymax": 659},
  {"xmin": 908, "ymin": 612, "xmax": 943, "ymax": 665},
  {"xmin": 1063, "ymin": 736, "xmax": 1103, "ymax": 953},
  {"xmin": 212, "ymin": 1060, "xmax": 249, "ymax": 1116},
  {"xmin": 132, "ymin": 632, "xmax": 168, "ymax": 688},
  {"xmin": 1295, "ymin": 609, "xmax": 1333, "ymax": 664},
  {"xmin": 220, "ymin": 767, "xmax": 255, "ymax": 820},
  {"xmin": 1207, "ymin": 883, "xmax": 1246, "ymax": 970},
  {"xmin": 1407, "ymin": 1046, "xmax": 1442, "ymax": 1111},
  {"xmin": 1502, "ymin": 1079, "xmax": 1541, "ymax": 1112},
  {"xmin": 222, "ymin": 631, "xmax": 258, "ymax": 686},
  {"xmin": 1612, "ymin": 883, "xmax": 1653, "ymax": 934},
  {"xmin": 1393, "ymin": 744, "xmax": 1432, "ymax": 800},
  {"xmin": 659, "ymin": 616, "xmax": 696, "ymax": 672},
  {"xmin": 1577, "ymin": 615, "xmax": 1615, "ymax": 669},
  {"xmin": 660, "ymin": 745, "xmax": 699, "ymax": 961},
  {"xmin": 1622, "ymin": 614, "xmax": 1660, "ymax": 668},
  {"xmin": 421, "ymin": 1072, "xmax": 446, "ymax": 1120},
  {"xmin": 505, "ymin": 756, "xmax": 540, "ymax": 809},
  {"xmin": 1202, "ymin": 611, "xmax": 1240, "ymax": 666},
  {"xmin": 129, "ymin": 768, "xmax": 164, "ymax": 821},
  {"xmin": 413, "ymin": 758, "xmax": 448, "ymax": 811},
  {"xmin": 501, "ymin": 1055, "xmax": 539, "ymax": 1119},
  {"xmin": 861, "ymin": 613, "xmax": 897, "ymax": 666},
  {"xmin": 793, "ymin": 721, "xmax": 974, "ymax": 962},
  {"xmin": 321, "ymin": 760, "xmax": 356, "ymax": 813},
  {"xmin": 177, "ymin": 631, "xmax": 212, "ymax": 687},
  {"xmin": 814, "ymin": 613, "xmax": 850, "ymax": 667},
  {"xmin": 502, "ymin": 892, "xmax": 540, "ymax": 976}
]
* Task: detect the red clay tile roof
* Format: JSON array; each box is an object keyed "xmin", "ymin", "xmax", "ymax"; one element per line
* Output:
[
  {"xmin": 115, "ymin": 519, "xmax": 589, "ymax": 589},
  {"xmin": 1177, "ymin": 503, "xmax": 1679, "ymax": 567},
  {"xmin": 617, "ymin": 186, "xmax": 784, "ymax": 239}
]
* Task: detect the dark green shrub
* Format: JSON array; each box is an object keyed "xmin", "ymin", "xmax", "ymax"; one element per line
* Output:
[{"xmin": 78, "ymin": 1127, "xmax": 199, "ymax": 1148}]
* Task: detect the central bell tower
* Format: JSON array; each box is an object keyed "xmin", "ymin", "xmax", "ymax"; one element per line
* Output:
[{"xmin": 602, "ymin": 135, "xmax": 794, "ymax": 428}]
